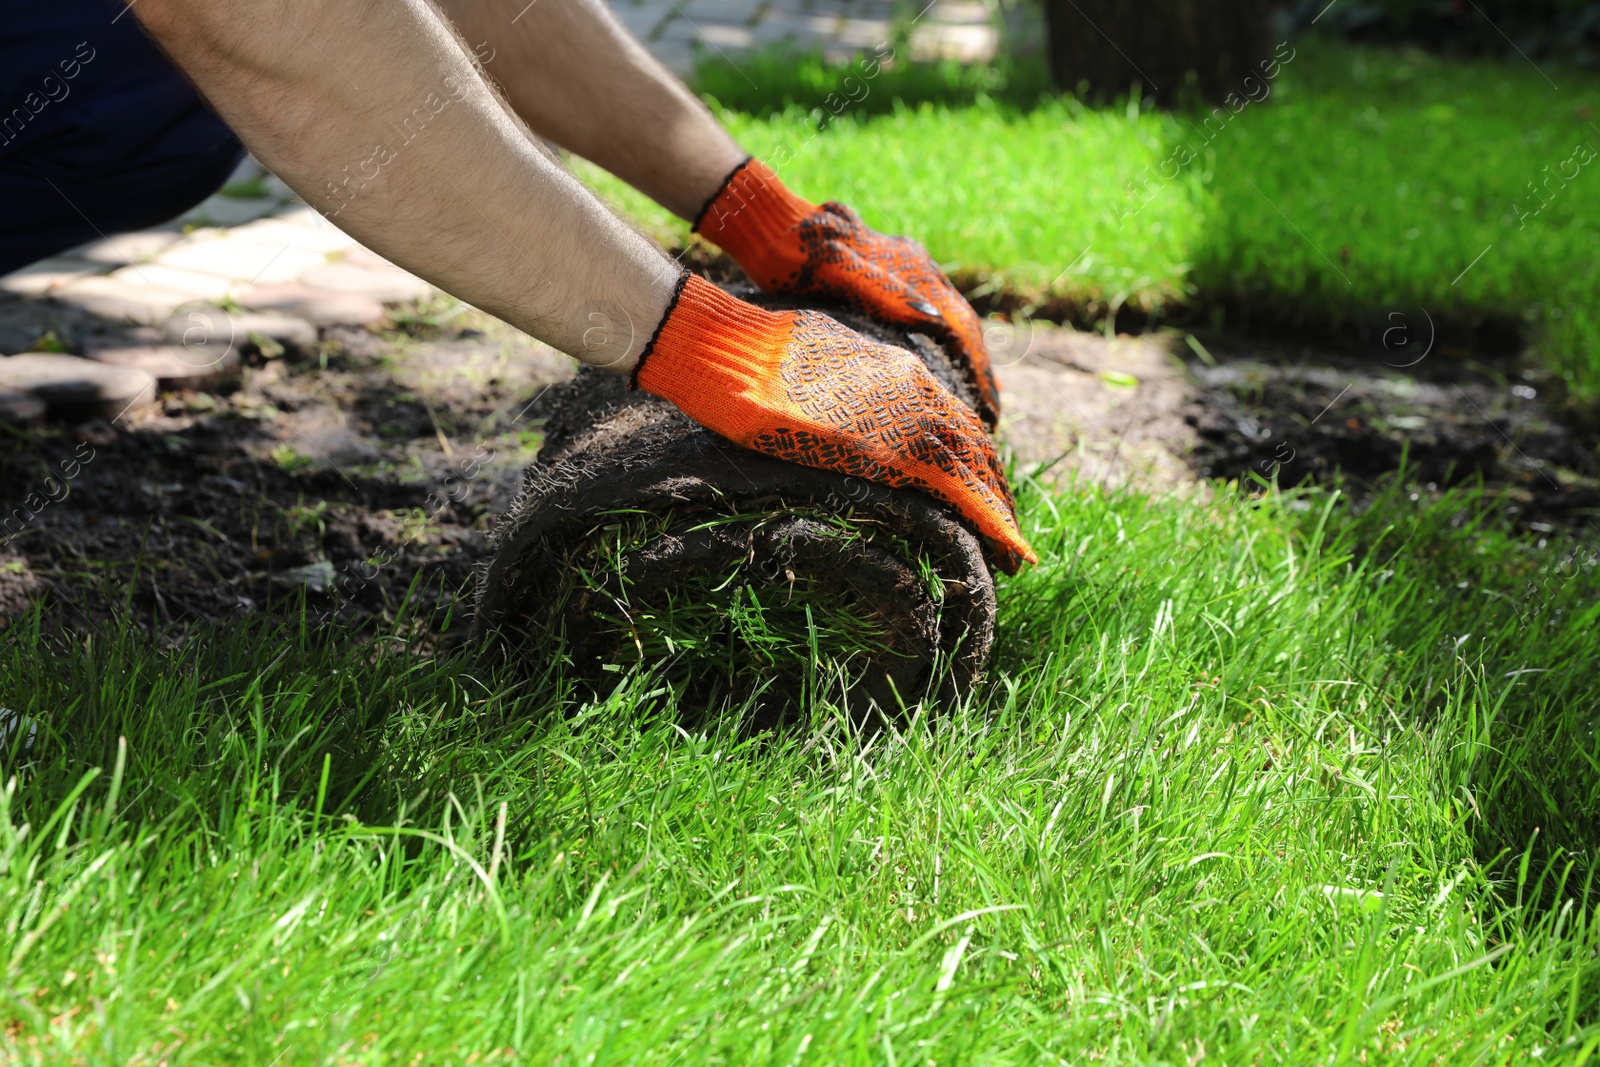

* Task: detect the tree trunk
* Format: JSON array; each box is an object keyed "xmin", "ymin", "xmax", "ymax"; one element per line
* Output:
[{"xmin": 1041, "ymin": 0, "xmax": 1273, "ymax": 105}]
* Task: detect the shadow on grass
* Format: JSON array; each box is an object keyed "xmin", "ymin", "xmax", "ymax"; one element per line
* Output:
[{"xmin": 1297, "ymin": 471, "xmax": 1600, "ymax": 911}]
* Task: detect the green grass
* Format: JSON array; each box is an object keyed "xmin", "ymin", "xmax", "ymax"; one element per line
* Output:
[
  {"xmin": 6, "ymin": 474, "xmax": 1600, "ymax": 1063},
  {"xmin": 577, "ymin": 41, "xmax": 1600, "ymax": 399}
]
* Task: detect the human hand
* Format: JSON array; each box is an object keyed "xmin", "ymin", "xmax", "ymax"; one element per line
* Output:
[
  {"xmin": 634, "ymin": 274, "xmax": 1035, "ymax": 572},
  {"xmin": 695, "ymin": 159, "xmax": 1002, "ymax": 429}
]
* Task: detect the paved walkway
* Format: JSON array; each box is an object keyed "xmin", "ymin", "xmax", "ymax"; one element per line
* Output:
[{"xmin": 0, "ymin": 143, "xmax": 1199, "ymax": 499}]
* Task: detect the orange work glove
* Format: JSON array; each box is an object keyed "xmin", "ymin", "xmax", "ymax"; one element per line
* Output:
[
  {"xmin": 694, "ymin": 158, "xmax": 1002, "ymax": 430},
  {"xmin": 634, "ymin": 274, "xmax": 1035, "ymax": 572}
]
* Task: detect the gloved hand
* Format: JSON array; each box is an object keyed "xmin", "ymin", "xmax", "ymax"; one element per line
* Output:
[
  {"xmin": 694, "ymin": 158, "xmax": 1002, "ymax": 429},
  {"xmin": 634, "ymin": 274, "xmax": 1035, "ymax": 572}
]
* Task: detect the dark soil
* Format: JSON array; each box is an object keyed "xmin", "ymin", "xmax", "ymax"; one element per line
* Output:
[
  {"xmin": 0, "ymin": 299, "xmax": 573, "ymax": 649},
  {"xmin": 1185, "ymin": 333, "xmax": 1600, "ymax": 526}
]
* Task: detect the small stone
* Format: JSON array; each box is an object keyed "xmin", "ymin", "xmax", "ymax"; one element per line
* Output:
[
  {"xmin": 273, "ymin": 560, "xmax": 337, "ymax": 593},
  {"xmin": 236, "ymin": 283, "xmax": 384, "ymax": 328},
  {"xmin": 299, "ymin": 261, "xmax": 431, "ymax": 304},
  {"xmin": 52, "ymin": 276, "xmax": 193, "ymax": 326},
  {"xmin": 72, "ymin": 419, "xmax": 119, "ymax": 446},
  {"xmin": 0, "ymin": 391, "xmax": 46, "ymax": 423},
  {"xmin": 86, "ymin": 344, "xmax": 241, "ymax": 389},
  {"xmin": 73, "ymin": 231, "xmax": 182, "ymax": 266},
  {"xmin": 0, "ymin": 354, "xmax": 156, "ymax": 419},
  {"xmin": 0, "ymin": 258, "xmax": 105, "ymax": 298}
]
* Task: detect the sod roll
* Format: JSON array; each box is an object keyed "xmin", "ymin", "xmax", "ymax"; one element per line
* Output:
[{"xmin": 474, "ymin": 286, "xmax": 998, "ymax": 716}]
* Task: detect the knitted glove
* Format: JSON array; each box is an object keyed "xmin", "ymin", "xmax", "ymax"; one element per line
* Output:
[
  {"xmin": 634, "ymin": 274, "xmax": 1035, "ymax": 572},
  {"xmin": 694, "ymin": 158, "xmax": 1002, "ymax": 429}
]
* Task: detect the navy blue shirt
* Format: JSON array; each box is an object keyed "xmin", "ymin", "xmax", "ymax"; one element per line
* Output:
[{"xmin": 1, "ymin": 0, "xmax": 243, "ymax": 273}]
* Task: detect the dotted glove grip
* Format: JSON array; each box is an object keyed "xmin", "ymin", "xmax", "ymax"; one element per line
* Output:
[{"xmin": 633, "ymin": 274, "xmax": 1036, "ymax": 573}]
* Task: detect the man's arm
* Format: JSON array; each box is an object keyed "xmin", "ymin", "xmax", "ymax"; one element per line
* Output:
[
  {"xmin": 134, "ymin": 0, "xmax": 676, "ymax": 371},
  {"xmin": 436, "ymin": 0, "xmax": 745, "ymax": 220}
]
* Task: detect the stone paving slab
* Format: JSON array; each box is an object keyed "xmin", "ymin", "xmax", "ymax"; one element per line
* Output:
[
  {"xmin": 48, "ymin": 277, "xmax": 195, "ymax": 329},
  {"xmin": 154, "ymin": 237, "xmax": 330, "ymax": 286},
  {"xmin": 108, "ymin": 264, "xmax": 235, "ymax": 303},
  {"xmin": 0, "ymin": 196, "xmax": 433, "ymax": 346},
  {"xmin": 0, "ymin": 259, "xmax": 104, "ymax": 299},
  {"xmin": 235, "ymin": 285, "xmax": 386, "ymax": 329},
  {"xmin": 0, "ymin": 354, "xmax": 157, "ymax": 419},
  {"xmin": 85, "ymin": 343, "xmax": 242, "ymax": 389},
  {"xmin": 227, "ymin": 311, "xmax": 320, "ymax": 356},
  {"xmin": 75, "ymin": 231, "xmax": 183, "ymax": 266},
  {"xmin": 228, "ymin": 217, "xmax": 359, "ymax": 254},
  {"xmin": 299, "ymin": 262, "xmax": 433, "ymax": 305}
]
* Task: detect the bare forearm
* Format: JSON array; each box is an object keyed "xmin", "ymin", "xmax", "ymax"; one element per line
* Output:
[
  {"xmin": 436, "ymin": 0, "xmax": 746, "ymax": 220},
  {"xmin": 134, "ymin": 0, "xmax": 677, "ymax": 370}
]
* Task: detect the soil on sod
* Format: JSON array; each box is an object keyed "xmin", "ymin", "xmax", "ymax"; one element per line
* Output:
[{"xmin": 0, "ymin": 286, "xmax": 1593, "ymax": 646}]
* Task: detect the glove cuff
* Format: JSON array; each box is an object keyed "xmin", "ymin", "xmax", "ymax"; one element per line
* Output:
[
  {"xmin": 634, "ymin": 274, "xmax": 791, "ymax": 438},
  {"xmin": 692, "ymin": 158, "xmax": 816, "ymax": 290}
]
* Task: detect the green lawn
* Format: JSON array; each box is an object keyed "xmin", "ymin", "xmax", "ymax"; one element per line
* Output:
[
  {"xmin": 6, "ymin": 476, "xmax": 1600, "ymax": 1062},
  {"xmin": 578, "ymin": 40, "xmax": 1600, "ymax": 400}
]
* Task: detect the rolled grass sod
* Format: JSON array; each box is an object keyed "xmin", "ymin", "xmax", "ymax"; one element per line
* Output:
[
  {"xmin": 578, "ymin": 39, "xmax": 1600, "ymax": 402},
  {"xmin": 474, "ymin": 291, "xmax": 998, "ymax": 718},
  {"xmin": 5, "ymin": 475, "xmax": 1600, "ymax": 1062}
]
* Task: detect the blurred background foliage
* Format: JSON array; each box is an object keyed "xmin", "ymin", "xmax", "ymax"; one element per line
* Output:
[{"xmin": 1291, "ymin": 0, "xmax": 1600, "ymax": 64}]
